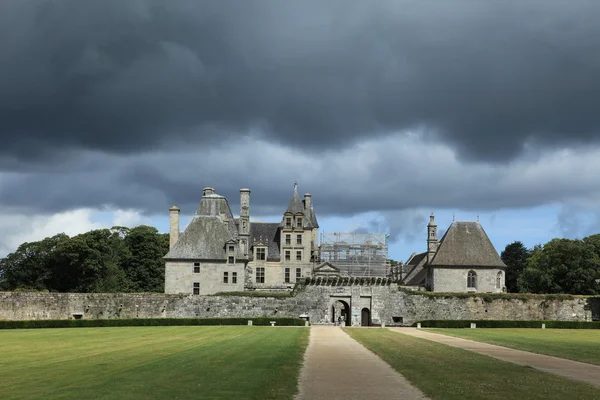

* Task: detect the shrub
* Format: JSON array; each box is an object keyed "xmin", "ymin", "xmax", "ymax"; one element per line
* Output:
[
  {"xmin": 413, "ymin": 320, "xmax": 600, "ymax": 329},
  {"xmin": 0, "ymin": 317, "xmax": 306, "ymax": 329}
]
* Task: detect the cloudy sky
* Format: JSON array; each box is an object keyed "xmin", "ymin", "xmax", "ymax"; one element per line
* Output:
[{"xmin": 2, "ymin": 0, "xmax": 600, "ymax": 261}]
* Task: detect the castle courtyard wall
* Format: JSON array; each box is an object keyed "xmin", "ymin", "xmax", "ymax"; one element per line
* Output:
[{"xmin": 1, "ymin": 284, "xmax": 597, "ymax": 325}]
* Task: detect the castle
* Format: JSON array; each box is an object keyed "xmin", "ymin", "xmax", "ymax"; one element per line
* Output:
[{"xmin": 164, "ymin": 186, "xmax": 506, "ymax": 295}]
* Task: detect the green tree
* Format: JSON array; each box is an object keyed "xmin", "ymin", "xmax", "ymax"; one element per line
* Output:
[
  {"xmin": 122, "ymin": 226, "xmax": 169, "ymax": 292},
  {"xmin": 518, "ymin": 239, "xmax": 600, "ymax": 295},
  {"xmin": 48, "ymin": 229, "xmax": 130, "ymax": 292},
  {"xmin": 0, "ymin": 234, "xmax": 69, "ymax": 291},
  {"xmin": 500, "ymin": 241, "xmax": 531, "ymax": 293}
]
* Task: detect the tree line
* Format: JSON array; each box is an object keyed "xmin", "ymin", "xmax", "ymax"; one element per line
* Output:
[
  {"xmin": 0, "ymin": 226, "xmax": 169, "ymax": 293},
  {"xmin": 501, "ymin": 235, "xmax": 600, "ymax": 295},
  {"xmin": 2, "ymin": 225, "xmax": 600, "ymax": 295}
]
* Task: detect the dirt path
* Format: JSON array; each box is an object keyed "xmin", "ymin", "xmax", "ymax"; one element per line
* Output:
[
  {"xmin": 295, "ymin": 326, "xmax": 429, "ymax": 400},
  {"xmin": 390, "ymin": 327, "xmax": 600, "ymax": 388}
]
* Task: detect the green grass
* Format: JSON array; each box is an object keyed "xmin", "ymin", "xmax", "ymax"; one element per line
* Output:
[
  {"xmin": 426, "ymin": 328, "xmax": 600, "ymax": 365},
  {"xmin": 345, "ymin": 328, "xmax": 598, "ymax": 400},
  {"xmin": 0, "ymin": 326, "xmax": 309, "ymax": 400}
]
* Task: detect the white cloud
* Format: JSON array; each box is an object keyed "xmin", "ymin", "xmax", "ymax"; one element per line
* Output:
[{"xmin": 0, "ymin": 208, "xmax": 150, "ymax": 257}]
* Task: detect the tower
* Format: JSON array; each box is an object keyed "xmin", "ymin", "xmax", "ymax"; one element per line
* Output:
[
  {"xmin": 427, "ymin": 213, "xmax": 438, "ymax": 264},
  {"xmin": 169, "ymin": 205, "xmax": 180, "ymax": 249},
  {"xmin": 239, "ymin": 188, "xmax": 251, "ymax": 256}
]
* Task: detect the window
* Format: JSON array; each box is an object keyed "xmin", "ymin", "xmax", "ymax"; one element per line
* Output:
[
  {"xmin": 296, "ymin": 234, "xmax": 302, "ymax": 245},
  {"xmin": 256, "ymin": 247, "xmax": 266, "ymax": 260},
  {"xmin": 285, "ymin": 234, "xmax": 291, "ymax": 245},
  {"xmin": 296, "ymin": 250, "xmax": 302, "ymax": 261},
  {"xmin": 284, "ymin": 268, "xmax": 290, "ymax": 283},
  {"xmin": 256, "ymin": 267, "xmax": 265, "ymax": 283},
  {"xmin": 496, "ymin": 271, "xmax": 502, "ymax": 289},
  {"xmin": 285, "ymin": 217, "xmax": 292, "ymax": 228},
  {"xmin": 223, "ymin": 272, "xmax": 229, "ymax": 284},
  {"xmin": 467, "ymin": 270, "xmax": 477, "ymax": 289},
  {"xmin": 228, "ymin": 245, "xmax": 235, "ymax": 253},
  {"xmin": 285, "ymin": 250, "xmax": 291, "ymax": 261},
  {"xmin": 296, "ymin": 268, "xmax": 302, "ymax": 280},
  {"xmin": 296, "ymin": 217, "xmax": 303, "ymax": 227},
  {"xmin": 193, "ymin": 262, "xmax": 200, "ymax": 273},
  {"xmin": 232, "ymin": 272, "xmax": 237, "ymax": 284},
  {"xmin": 193, "ymin": 282, "xmax": 200, "ymax": 295},
  {"xmin": 228, "ymin": 256, "xmax": 234, "ymax": 264}
]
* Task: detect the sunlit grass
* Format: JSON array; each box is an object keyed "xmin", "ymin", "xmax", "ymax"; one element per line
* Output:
[{"xmin": 0, "ymin": 326, "xmax": 308, "ymax": 400}]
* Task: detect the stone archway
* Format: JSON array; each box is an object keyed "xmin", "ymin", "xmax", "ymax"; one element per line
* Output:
[
  {"xmin": 361, "ymin": 308, "xmax": 371, "ymax": 327},
  {"xmin": 331, "ymin": 299, "xmax": 351, "ymax": 326}
]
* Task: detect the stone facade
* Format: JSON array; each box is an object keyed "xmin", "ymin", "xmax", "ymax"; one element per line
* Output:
[
  {"xmin": 2, "ymin": 285, "xmax": 597, "ymax": 325},
  {"xmin": 431, "ymin": 267, "xmax": 505, "ymax": 293},
  {"xmin": 165, "ymin": 185, "xmax": 319, "ymax": 295}
]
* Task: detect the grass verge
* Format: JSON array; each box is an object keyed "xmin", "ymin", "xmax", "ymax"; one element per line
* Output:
[
  {"xmin": 345, "ymin": 328, "xmax": 598, "ymax": 400},
  {"xmin": 0, "ymin": 326, "xmax": 308, "ymax": 400},
  {"xmin": 426, "ymin": 328, "xmax": 600, "ymax": 365}
]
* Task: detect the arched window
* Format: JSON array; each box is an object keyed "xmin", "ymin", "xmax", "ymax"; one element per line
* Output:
[
  {"xmin": 467, "ymin": 270, "xmax": 477, "ymax": 289},
  {"xmin": 496, "ymin": 271, "xmax": 502, "ymax": 289}
]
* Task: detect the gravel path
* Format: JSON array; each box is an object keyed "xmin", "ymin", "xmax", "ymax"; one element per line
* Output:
[
  {"xmin": 295, "ymin": 326, "xmax": 429, "ymax": 400},
  {"xmin": 390, "ymin": 327, "xmax": 600, "ymax": 388}
]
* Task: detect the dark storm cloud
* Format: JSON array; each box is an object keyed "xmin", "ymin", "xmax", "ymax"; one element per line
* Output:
[{"xmin": 2, "ymin": 0, "xmax": 600, "ymax": 163}]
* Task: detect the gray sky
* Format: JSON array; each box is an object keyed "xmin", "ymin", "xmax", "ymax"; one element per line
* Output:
[{"xmin": 2, "ymin": 0, "xmax": 600, "ymax": 257}]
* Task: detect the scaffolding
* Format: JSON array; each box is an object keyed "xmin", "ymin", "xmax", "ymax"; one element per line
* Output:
[{"xmin": 319, "ymin": 232, "xmax": 389, "ymax": 277}]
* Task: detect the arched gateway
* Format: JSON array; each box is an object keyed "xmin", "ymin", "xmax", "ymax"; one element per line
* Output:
[{"xmin": 331, "ymin": 298, "xmax": 351, "ymax": 326}]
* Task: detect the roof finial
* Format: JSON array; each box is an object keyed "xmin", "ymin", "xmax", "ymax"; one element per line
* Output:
[
  {"xmin": 477, "ymin": 214, "xmax": 480, "ymax": 222},
  {"xmin": 294, "ymin": 181, "xmax": 297, "ymax": 192},
  {"xmin": 453, "ymin": 212, "xmax": 455, "ymax": 222}
]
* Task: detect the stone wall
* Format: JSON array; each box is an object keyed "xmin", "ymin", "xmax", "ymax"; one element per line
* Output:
[{"xmin": 1, "ymin": 285, "xmax": 598, "ymax": 325}]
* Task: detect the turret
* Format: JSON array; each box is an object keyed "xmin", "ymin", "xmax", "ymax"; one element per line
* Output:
[
  {"xmin": 169, "ymin": 205, "xmax": 180, "ymax": 249},
  {"xmin": 427, "ymin": 213, "xmax": 438, "ymax": 264}
]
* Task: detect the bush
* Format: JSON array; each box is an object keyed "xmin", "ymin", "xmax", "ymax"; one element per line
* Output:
[
  {"xmin": 413, "ymin": 320, "xmax": 600, "ymax": 329},
  {"xmin": 210, "ymin": 291, "xmax": 292, "ymax": 298},
  {"xmin": 0, "ymin": 317, "xmax": 306, "ymax": 329}
]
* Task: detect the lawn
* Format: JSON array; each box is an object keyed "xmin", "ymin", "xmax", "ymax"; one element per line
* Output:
[
  {"xmin": 427, "ymin": 328, "xmax": 600, "ymax": 365},
  {"xmin": 345, "ymin": 328, "xmax": 599, "ymax": 400},
  {"xmin": 0, "ymin": 326, "xmax": 309, "ymax": 400}
]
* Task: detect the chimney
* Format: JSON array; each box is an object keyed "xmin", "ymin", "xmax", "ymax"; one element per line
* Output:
[
  {"xmin": 427, "ymin": 213, "xmax": 438, "ymax": 264},
  {"xmin": 239, "ymin": 188, "xmax": 251, "ymax": 256},
  {"xmin": 203, "ymin": 187, "xmax": 216, "ymax": 196},
  {"xmin": 304, "ymin": 193, "xmax": 311, "ymax": 211},
  {"xmin": 169, "ymin": 205, "xmax": 180, "ymax": 249}
]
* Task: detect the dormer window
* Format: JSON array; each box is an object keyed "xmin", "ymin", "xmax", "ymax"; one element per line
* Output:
[
  {"xmin": 256, "ymin": 247, "xmax": 266, "ymax": 261},
  {"xmin": 228, "ymin": 245, "xmax": 235, "ymax": 253},
  {"xmin": 296, "ymin": 217, "xmax": 303, "ymax": 227},
  {"xmin": 285, "ymin": 217, "xmax": 292, "ymax": 228}
]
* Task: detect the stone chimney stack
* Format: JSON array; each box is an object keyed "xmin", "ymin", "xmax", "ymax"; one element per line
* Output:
[
  {"xmin": 304, "ymin": 193, "xmax": 311, "ymax": 211},
  {"xmin": 239, "ymin": 188, "xmax": 251, "ymax": 256},
  {"xmin": 169, "ymin": 205, "xmax": 180, "ymax": 249},
  {"xmin": 427, "ymin": 213, "xmax": 438, "ymax": 264}
]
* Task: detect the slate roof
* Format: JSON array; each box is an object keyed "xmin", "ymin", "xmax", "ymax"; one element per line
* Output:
[
  {"xmin": 281, "ymin": 185, "xmax": 319, "ymax": 228},
  {"xmin": 164, "ymin": 192, "xmax": 241, "ymax": 260},
  {"xmin": 285, "ymin": 186, "xmax": 305, "ymax": 214},
  {"xmin": 402, "ymin": 252, "xmax": 427, "ymax": 285},
  {"xmin": 249, "ymin": 222, "xmax": 281, "ymax": 261},
  {"xmin": 429, "ymin": 221, "xmax": 506, "ymax": 268}
]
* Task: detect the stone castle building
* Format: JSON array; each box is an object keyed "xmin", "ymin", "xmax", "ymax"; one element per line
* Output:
[
  {"xmin": 402, "ymin": 214, "xmax": 506, "ymax": 293},
  {"xmin": 164, "ymin": 186, "xmax": 506, "ymax": 295},
  {"xmin": 164, "ymin": 185, "xmax": 319, "ymax": 295}
]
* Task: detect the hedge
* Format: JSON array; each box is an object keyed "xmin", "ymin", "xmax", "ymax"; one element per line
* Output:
[
  {"xmin": 414, "ymin": 320, "xmax": 600, "ymax": 329},
  {"xmin": 0, "ymin": 317, "xmax": 306, "ymax": 330}
]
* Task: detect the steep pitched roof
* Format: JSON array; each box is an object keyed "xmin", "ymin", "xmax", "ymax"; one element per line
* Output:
[
  {"xmin": 402, "ymin": 252, "xmax": 427, "ymax": 285},
  {"xmin": 164, "ymin": 191, "xmax": 241, "ymax": 260},
  {"xmin": 284, "ymin": 185, "xmax": 305, "ymax": 214},
  {"xmin": 429, "ymin": 221, "xmax": 506, "ymax": 268},
  {"xmin": 249, "ymin": 222, "xmax": 281, "ymax": 260}
]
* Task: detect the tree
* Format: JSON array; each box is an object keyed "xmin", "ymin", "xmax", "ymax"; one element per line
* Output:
[
  {"xmin": 518, "ymin": 239, "xmax": 600, "ymax": 295},
  {"xmin": 500, "ymin": 241, "xmax": 531, "ymax": 293},
  {"xmin": 122, "ymin": 226, "xmax": 169, "ymax": 292},
  {"xmin": 0, "ymin": 234, "xmax": 69, "ymax": 291}
]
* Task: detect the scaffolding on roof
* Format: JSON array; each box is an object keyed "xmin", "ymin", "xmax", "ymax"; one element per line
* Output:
[{"xmin": 319, "ymin": 232, "xmax": 389, "ymax": 277}]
